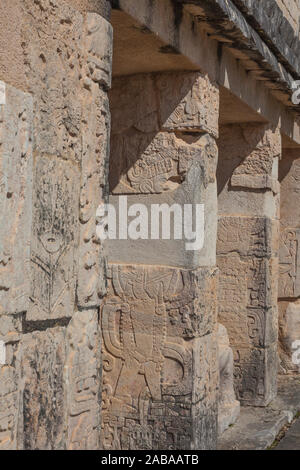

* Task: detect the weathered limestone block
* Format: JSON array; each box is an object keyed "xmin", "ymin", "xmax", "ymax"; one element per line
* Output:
[
  {"xmin": 218, "ymin": 324, "xmax": 240, "ymax": 435},
  {"xmin": 22, "ymin": 1, "xmax": 112, "ymax": 315},
  {"xmin": 278, "ymin": 149, "xmax": 300, "ymax": 371},
  {"xmin": 106, "ymin": 70, "xmax": 219, "ymax": 449},
  {"xmin": 0, "ymin": 81, "xmax": 33, "ymax": 315},
  {"xmin": 77, "ymin": 86, "xmax": 110, "ymax": 308},
  {"xmin": 18, "ymin": 1, "xmax": 112, "ymax": 450},
  {"xmin": 101, "ymin": 264, "xmax": 218, "ymax": 450},
  {"xmin": 156, "ymin": 73, "xmax": 219, "ymax": 138},
  {"xmin": 233, "ymin": 343, "xmax": 278, "ymax": 406},
  {"xmin": 281, "ymin": 302, "xmax": 300, "ymax": 364},
  {"xmin": 217, "ymin": 123, "xmax": 280, "ymax": 406},
  {"xmin": 218, "ymin": 124, "xmax": 281, "ymax": 219},
  {"xmin": 77, "ymin": 13, "xmax": 112, "ymax": 309},
  {"xmin": 22, "ymin": 328, "xmax": 66, "ymax": 450},
  {"xmin": 0, "ymin": 315, "xmax": 22, "ymax": 450},
  {"xmin": 28, "ymin": 157, "xmax": 81, "ymax": 321},
  {"xmin": 108, "ymin": 73, "xmax": 219, "ymax": 270},
  {"xmin": 21, "ymin": 310, "xmax": 101, "ymax": 450},
  {"xmin": 65, "ymin": 310, "xmax": 101, "ymax": 450}
]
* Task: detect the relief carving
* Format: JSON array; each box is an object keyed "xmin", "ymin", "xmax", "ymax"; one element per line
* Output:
[
  {"xmin": 279, "ymin": 228, "xmax": 300, "ymax": 298},
  {"xmin": 101, "ymin": 264, "xmax": 217, "ymax": 450},
  {"xmin": 0, "ymin": 82, "xmax": 33, "ymax": 316},
  {"xmin": 29, "ymin": 157, "xmax": 80, "ymax": 321}
]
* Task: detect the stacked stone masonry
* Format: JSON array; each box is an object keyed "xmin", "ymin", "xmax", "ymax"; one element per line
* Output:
[
  {"xmin": 103, "ymin": 71, "xmax": 219, "ymax": 450},
  {"xmin": 217, "ymin": 123, "xmax": 281, "ymax": 406}
]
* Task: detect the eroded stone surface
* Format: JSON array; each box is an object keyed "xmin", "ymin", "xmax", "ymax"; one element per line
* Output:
[
  {"xmin": 217, "ymin": 123, "xmax": 280, "ymax": 406},
  {"xmin": 278, "ymin": 149, "xmax": 300, "ymax": 372},
  {"xmin": 101, "ymin": 264, "xmax": 218, "ymax": 450},
  {"xmin": 0, "ymin": 82, "xmax": 33, "ymax": 316},
  {"xmin": 0, "ymin": 315, "xmax": 22, "ymax": 450},
  {"xmin": 218, "ymin": 324, "xmax": 240, "ymax": 435},
  {"xmin": 66, "ymin": 310, "xmax": 101, "ymax": 450}
]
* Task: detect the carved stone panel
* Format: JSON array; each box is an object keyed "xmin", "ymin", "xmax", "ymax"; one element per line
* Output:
[
  {"xmin": 22, "ymin": 327, "xmax": 66, "ymax": 450},
  {"xmin": 279, "ymin": 228, "xmax": 300, "ymax": 298},
  {"xmin": 65, "ymin": 310, "xmax": 101, "ymax": 450},
  {"xmin": 28, "ymin": 157, "xmax": 80, "ymax": 321},
  {"xmin": 156, "ymin": 73, "xmax": 219, "ymax": 137},
  {"xmin": 0, "ymin": 315, "xmax": 22, "ymax": 450},
  {"xmin": 0, "ymin": 82, "xmax": 33, "ymax": 316},
  {"xmin": 217, "ymin": 215, "xmax": 278, "ymax": 405},
  {"xmin": 233, "ymin": 343, "xmax": 277, "ymax": 406},
  {"xmin": 76, "ymin": 18, "xmax": 111, "ymax": 309},
  {"xmin": 101, "ymin": 264, "xmax": 218, "ymax": 450}
]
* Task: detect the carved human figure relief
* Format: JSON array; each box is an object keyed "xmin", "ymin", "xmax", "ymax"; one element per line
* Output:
[{"xmin": 101, "ymin": 265, "xmax": 194, "ymax": 450}]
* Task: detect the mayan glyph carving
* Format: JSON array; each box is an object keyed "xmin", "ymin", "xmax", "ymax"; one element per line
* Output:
[
  {"xmin": 0, "ymin": 82, "xmax": 33, "ymax": 316},
  {"xmin": 111, "ymin": 131, "xmax": 217, "ymax": 195},
  {"xmin": 77, "ymin": 15, "xmax": 111, "ymax": 308},
  {"xmin": 278, "ymin": 151, "xmax": 300, "ymax": 372},
  {"xmin": 218, "ymin": 324, "xmax": 240, "ymax": 435},
  {"xmin": 217, "ymin": 215, "xmax": 279, "ymax": 405},
  {"xmin": 66, "ymin": 310, "xmax": 101, "ymax": 450},
  {"xmin": 279, "ymin": 229, "xmax": 300, "ymax": 298},
  {"xmin": 101, "ymin": 264, "xmax": 218, "ymax": 450}
]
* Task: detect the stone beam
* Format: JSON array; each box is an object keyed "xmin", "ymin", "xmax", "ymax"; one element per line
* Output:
[{"xmin": 112, "ymin": 0, "xmax": 300, "ymax": 146}]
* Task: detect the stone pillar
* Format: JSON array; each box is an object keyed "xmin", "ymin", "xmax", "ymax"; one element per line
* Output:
[
  {"xmin": 278, "ymin": 148, "xmax": 300, "ymax": 372},
  {"xmin": 17, "ymin": 1, "xmax": 112, "ymax": 449},
  {"xmin": 0, "ymin": 81, "xmax": 33, "ymax": 450},
  {"xmin": 217, "ymin": 123, "xmax": 281, "ymax": 406},
  {"xmin": 101, "ymin": 72, "xmax": 219, "ymax": 450}
]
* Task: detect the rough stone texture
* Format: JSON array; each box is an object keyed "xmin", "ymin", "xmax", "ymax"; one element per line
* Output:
[
  {"xmin": 218, "ymin": 375, "xmax": 300, "ymax": 450},
  {"xmin": 0, "ymin": 315, "xmax": 22, "ymax": 450},
  {"xmin": 104, "ymin": 70, "xmax": 220, "ymax": 449},
  {"xmin": 65, "ymin": 310, "xmax": 102, "ymax": 450},
  {"xmin": 21, "ymin": 2, "xmax": 112, "ymax": 317},
  {"xmin": 232, "ymin": 0, "xmax": 300, "ymax": 74},
  {"xmin": 217, "ymin": 123, "xmax": 281, "ymax": 406},
  {"xmin": 1, "ymin": 0, "xmax": 112, "ymax": 450},
  {"xmin": 22, "ymin": 328, "xmax": 66, "ymax": 450},
  {"xmin": 22, "ymin": 310, "xmax": 101, "ymax": 450},
  {"xmin": 0, "ymin": 0, "xmax": 300, "ymax": 454},
  {"xmin": 0, "ymin": 82, "xmax": 33, "ymax": 316},
  {"xmin": 108, "ymin": 72, "xmax": 218, "ymax": 269},
  {"xmin": 278, "ymin": 149, "xmax": 300, "ymax": 373},
  {"xmin": 218, "ymin": 324, "xmax": 240, "ymax": 435},
  {"xmin": 101, "ymin": 264, "xmax": 218, "ymax": 450},
  {"xmin": 276, "ymin": 415, "xmax": 300, "ymax": 450}
]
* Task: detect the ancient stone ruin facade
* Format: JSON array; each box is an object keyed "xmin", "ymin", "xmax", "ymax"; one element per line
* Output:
[{"xmin": 0, "ymin": 0, "xmax": 300, "ymax": 450}]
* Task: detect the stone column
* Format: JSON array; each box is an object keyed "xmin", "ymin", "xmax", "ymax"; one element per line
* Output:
[
  {"xmin": 17, "ymin": 1, "xmax": 112, "ymax": 449},
  {"xmin": 0, "ymin": 81, "xmax": 33, "ymax": 450},
  {"xmin": 101, "ymin": 72, "xmax": 219, "ymax": 450},
  {"xmin": 217, "ymin": 123, "xmax": 281, "ymax": 406},
  {"xmin": 278, "ymin": 148, "xmax": 300, "ymax": 372}
]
